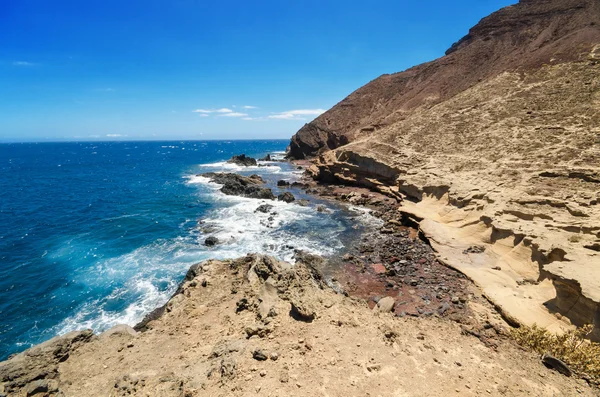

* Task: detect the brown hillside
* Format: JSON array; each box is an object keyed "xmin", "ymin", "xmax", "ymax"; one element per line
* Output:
[{"xmin": 287, "ymin": 0, "xmax": 600, "ymax": 159}]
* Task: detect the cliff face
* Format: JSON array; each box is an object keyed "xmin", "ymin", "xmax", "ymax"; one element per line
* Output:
[
  {"xmin": 287, "ymin": 0, "xmax": 600, "ymax": 159},
  {"xmin": 289, "ymin": 0, "xmax": 600, "ymax": 338}
]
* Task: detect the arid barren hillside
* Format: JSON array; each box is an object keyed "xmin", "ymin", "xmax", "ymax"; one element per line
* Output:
[
  {"xmin": 0, "ymin": 255, "xmax": 595, "ymax": 396},
  {"xmin": 291, "ymin": 0, "xmax": 600, "ymax": 338},
  {"xmin": 288, "ymin": 0, "xmax": 600, "ymax": 159}
]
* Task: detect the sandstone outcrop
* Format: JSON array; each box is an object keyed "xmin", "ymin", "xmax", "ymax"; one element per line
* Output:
[{"xmin": 289, "ymin": 0, "xmax": 600, "ymax": 338}]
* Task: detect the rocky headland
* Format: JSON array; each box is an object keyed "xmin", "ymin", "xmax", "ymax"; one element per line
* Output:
[
  {"xmin": 289, "ymin": 0, "xmax": 600, "ymax": 341},
  {"xmin": 1, "ymin": 254, "xmax": 595, "ymax": 396}
]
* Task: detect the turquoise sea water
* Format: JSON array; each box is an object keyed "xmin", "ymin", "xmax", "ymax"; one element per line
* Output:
[{"xmin": 0, "ymin": 140, "xmax": 367, "ymax": 360}]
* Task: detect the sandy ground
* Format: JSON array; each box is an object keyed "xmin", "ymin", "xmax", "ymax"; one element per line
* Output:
[{"xmin": 2, "ymin": 254, "xmax": 596, "ymax": 396}]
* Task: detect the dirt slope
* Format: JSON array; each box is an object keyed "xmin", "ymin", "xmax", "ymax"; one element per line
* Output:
[{"xmin": 0, "ymin": 255, "xmax": 595, "ymax": 396}]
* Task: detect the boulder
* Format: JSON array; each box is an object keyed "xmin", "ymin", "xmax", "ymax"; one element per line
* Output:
[
  {"xmin": 259, "ymin": 154, "xmax": 272, "ymax": 161},
  {"xmin": 277, "ymin": 180, "xmax": 290, "ymax": 187},
  {"xmin": 227, "ymin": 154, "xmax": 257, "ymax": 166},
  {"xmin": 252, "ymin": 350, "xmax": 268, "ymax": 361},
  {"xmin": 277, "ymin": 192, "xmax": 295, "ymax": 203},
  {"xmin": 375, "ymin": 297, "xmax": 395, "ymax": 313},
  {"xmin": 542, "ymin": 354, "xmax": 572, "ymax": 377}
]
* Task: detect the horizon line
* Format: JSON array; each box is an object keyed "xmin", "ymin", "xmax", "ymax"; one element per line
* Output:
[{"xmin": 0, "ymin": 137, "xmax": 292, "ymax": 144}]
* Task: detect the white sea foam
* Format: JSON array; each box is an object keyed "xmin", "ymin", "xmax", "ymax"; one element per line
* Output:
[
  {"xmin": 196, "ymin": 161, "xmax": 291, "ymax": 175},
  {"xmin": 185, "ymin": 175, "xmax": 217, "ymax": 187},
  {"xmin": 53, "ymin": 237, "xmax": 205, "ymax": 336},
  {"xmin": 347, "ymin": 205, "xmax": 385, "ymax": 228}
]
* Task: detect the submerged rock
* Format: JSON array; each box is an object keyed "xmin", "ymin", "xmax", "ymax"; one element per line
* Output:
[
  {"xmin": 255, "ymin": 204, "xmax": 274, "ymax": 213},
  {"xmin": 227, "ymin": 154, "xmax": 257, "ymax": 166}
]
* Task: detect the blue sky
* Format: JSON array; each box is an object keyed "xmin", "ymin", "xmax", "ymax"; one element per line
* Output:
[{"xmin": 0, "ymin": 0, "xmax": 515, "ymax": 142}]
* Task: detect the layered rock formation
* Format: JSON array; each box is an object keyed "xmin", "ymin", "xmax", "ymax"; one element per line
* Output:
[
  {"xmin": 289, "ymin": 0, "xmax": 600, "ymax": 338},
  {"xmin": 1, "ymin": 255, "xmax": 594, "ymax": 396}
]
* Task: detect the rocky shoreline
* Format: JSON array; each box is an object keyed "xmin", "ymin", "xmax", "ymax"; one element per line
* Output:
[
  {"xmin": 284, "ymin": 0, "xmax": 600, "ymax": 343},
  {"xmin": 1, "ymin": 154, "xmax": 598, "ymax": 395},
  {"xmin": 0, "ymin": 250, "xmax": 594, "ymax": 396}
]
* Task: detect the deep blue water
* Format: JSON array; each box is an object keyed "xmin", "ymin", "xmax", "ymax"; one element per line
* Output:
[{"xmin": 0, "ymin": 140, "xmax": 369, "ymax": 360}]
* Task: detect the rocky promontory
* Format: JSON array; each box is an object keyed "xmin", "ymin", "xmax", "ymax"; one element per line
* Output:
[{"xmin": 1, "ymin": 254, "xmax": 594, "ymax": 396}]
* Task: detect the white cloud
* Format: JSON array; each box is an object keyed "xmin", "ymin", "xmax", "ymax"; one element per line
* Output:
[
  {"xmin": 106, "ymin": 134, "xmax": 126, "ymax": 137},
  {"xmin": 268, "ymin": 109, "xmax": 325, "ymax": 120},
  {"xmin": 219, "ymin": 112, "xmax": 248, "ymax": 117},
  {"xmin": 268, "ymin": 113, "xmax": 298, "ymax": 120},
  {"xmin": 243, "ymin": 105, "xmax": 258, "ymax": 109},
  {"xmin": 13, "ymin": 61, "xmax": 35, "ymax": 66},
  {"xmin": 192, "ymin": 107, "xmax": 233, "ymax": 114}
]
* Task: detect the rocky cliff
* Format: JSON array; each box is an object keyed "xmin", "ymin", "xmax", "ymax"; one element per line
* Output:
[{"xmin": 289, "ymin": 0, "xmax": 600, "ymax": 339}]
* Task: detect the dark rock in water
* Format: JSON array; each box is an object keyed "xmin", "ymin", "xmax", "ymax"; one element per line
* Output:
[
  {"xmin": 291, "ymin": 181, "xmax": 308, "ymax": 188},
  {"xmin": 255, "ymin": 204, "xmax": 274, "ymax": 213},
  {"xmin": 277, "ymin": 192, "xmax": 295, "ymax": 203},
  {"xmin": 204, "ymin": 236, "xmax": 219, "ymax": 246},
  {"xmin": 296, "ymin": 199, "xmax": 309, "ymax": 207},
  {"xmin": 259, "ymin": 154, "xmax": 272, "ymax": 161},
  {"xmin": 240, "ymin": 187, "xmax": 275, "ymax": 200},
  {"xmin": 277, "ymin": 180, "xmax": 290, "ymax": 187},
  {"xmin": 227, "ymin": 154, "xmax": 257, "ymax": 167},
  {"xmin": 201, "ymin": 172, "xmax": 275, "ymax": 200},
  {"xmin": 316, "ymin": 205, "xmax": 327, "ymax": 213}
]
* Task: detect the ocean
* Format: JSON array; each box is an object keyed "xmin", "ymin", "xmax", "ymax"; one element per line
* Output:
[{"xmin": 0, "ymin": 140, "xmax": 371, "ymax": 360}]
